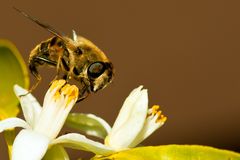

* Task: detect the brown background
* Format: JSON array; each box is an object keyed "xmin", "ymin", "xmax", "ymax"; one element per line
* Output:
[{"xmin": 1, "ymin": 0, "xmax": 240, "ymax": 159}]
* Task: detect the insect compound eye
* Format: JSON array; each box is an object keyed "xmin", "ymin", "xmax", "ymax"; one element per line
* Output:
[{"xmin": 88, "ymin": 62, "xmax": 106, "ymax": 78}]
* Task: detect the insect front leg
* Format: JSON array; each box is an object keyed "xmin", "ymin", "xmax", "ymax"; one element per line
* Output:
[
  {"xmin": 29, "ymin": 55, "xmax": 57, "ymax": 92},
  {"xmin": 29, "ymin": 75, "xmax": 42, "ymax": 93},
  {"xmin": 52, "ymin": 55, "xmax": 63, "ymax": 81},
  {"xmin": 77, "ymin": 86, "xmax": 90, "ymax": 102},
  {"xmin": 76, "ymin": 77, "xmax": 91, "ymax": 102},
  {"xmin": 29, "ymin": 61, "xmax": 42, "ymax": 92},
  {"xmin": 20, "ymin": 62, "xmax": 42, "ymax": 97}
]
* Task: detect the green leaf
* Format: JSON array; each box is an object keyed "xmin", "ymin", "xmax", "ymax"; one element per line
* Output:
[
  {"xmin": 66, "ymin": 113, "xmax": 110, "ymax": 139},
  {"xmin": 0, "ymin": 39, "xmax": 29, "ymax": 119},
  {"xmin": 91, "ymin": 145, "xmax": 240, "ymax": 160},
  {"xmin": 43, "ymin": 145, "xmax": 70, "ymax": 160}
]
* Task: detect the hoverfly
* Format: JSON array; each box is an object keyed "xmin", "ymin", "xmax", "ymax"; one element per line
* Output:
[{"xmin": 14, "ymin": 8, "xmax": 114, "ymax": 102}]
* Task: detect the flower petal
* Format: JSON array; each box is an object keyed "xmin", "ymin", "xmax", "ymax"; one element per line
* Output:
[
  {"xmin": 110, "ymin": 86, "xmax": 143, "ymax": 134},
  {"xmin": 51, "ymin": 133, "xmax": 115, "ymax": 156},
  {"xmin": 0, "ymin": 118, "xmax": 30, "ymax": 132},
  {"xmin": 12, "ymin": 129, "xmax": 50, "ymax": 160},
  {"xmin": 14, "ymin": 85, "xmax": 42, "ymax": 127},
  {"xmin": 34, "ymin": 81, "xmax": 78, "ymax": 140},
  {"xmin": 106, "ymin": 88, "xmax": 148, "ymax": 149},
  {"xmin": 129, "ymin": 105, "xmax": 167, "ymax": 147}
]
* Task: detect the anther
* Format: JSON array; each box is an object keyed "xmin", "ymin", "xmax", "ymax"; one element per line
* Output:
[
  {"xmin": 149, "ymin": 105, "xmax": 160, "ymax": 116},
  {"xmin": 156, "ymin": 114, "xmax": 167, "ymax": 123},
  {"xmin": 50, "ymin": 79, "xmax": 66, "ymax": 91},
  {"xmin": 60, "ymin": 84, "xmax": 79, "ymax": 105}
]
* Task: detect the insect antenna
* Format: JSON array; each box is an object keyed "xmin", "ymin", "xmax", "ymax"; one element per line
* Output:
[{"xmin": 13, "ymin": 7, "xmax": 69, "ymax": 43}]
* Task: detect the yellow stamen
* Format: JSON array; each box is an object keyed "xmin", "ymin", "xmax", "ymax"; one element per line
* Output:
[
  {"xmin": 61, "ymin": 84, "xmax": 79, "ymax": 106},
  {"xmin": 50, "ymin": 80, "xmax": 66, "ymax": 100},
  {"xmin": 152, "ymin": 105, "xmax": 160, "ymax": 115},
  {"xmin": 149, "ymin": 105, "xmax": 167, "ymax": 124},
  {"xmin": 50, "ymin": 79, "xmax": 66, "ymax": 91},
  {"xmin": 61, "ymin": 84, "xmax": 71, "ymax": 93},
  {"xmin": 53, "ymin": 90, "xmax": 61, "ymax": 100},
  {"xmin": 149, "ymin": 105, "xmax": 160, "ymax": 116},
  {"xmin": 156, "ymin": 111, "xmax": 162, "ymax": 117},
  {"xmin": 50, "ymin": 80, "xmax": 79, "ymax": 104},
  {"xmin": 157, "ymin": 115, "xmax": 167, "ymax": 123}
]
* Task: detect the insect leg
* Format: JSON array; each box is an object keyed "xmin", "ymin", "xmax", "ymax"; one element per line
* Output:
[
  {"xmin": 28, "ymin": 75, "xmax": 42, "ymax": 93},
  {"xmin": 20, "ymin": 63, "xmax": 42, "ymax": 97},
  {"xmin": 29, "ymin": 60, "xmax": 42, "ymax": 93},
  {"xmin": 76, "ymin": 78, "xmax": 91, "ymax": 102},
  {"xmin": 28, "ymin": 56, "xmax": 56, "ymax": 92},
  {"xmin": 52, "ymin": 56, "xmax": 62, "ymax": 81},
  {"xmin": 77, "ymin": 88, "xmax": 90, "ymax": 102}
]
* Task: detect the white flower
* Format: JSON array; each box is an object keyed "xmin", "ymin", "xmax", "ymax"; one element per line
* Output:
[
  {"xmin": 51, "ymin": 86, "xmax": 167, "ymax": 155},
  {"xmin": 0, "ymin": 80, "xmax": 80, "ymax": 160},
  {"xmin": 0, "ymin": 83, "xmax": 166, "ymax": 160}
]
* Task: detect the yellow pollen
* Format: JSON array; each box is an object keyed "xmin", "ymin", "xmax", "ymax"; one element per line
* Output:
[
  {"xmin": 50, "ymin": 79, "xmax": 66, "ymax": 91},
  {"xmin": 53, "ymin": 91, "xmax": 61, "ymax": 100},
  {"xmin": 149, "ymin": 105, "xmax": 167, "ymax": 124},
  {"xmin": 61, "ymin": 84, "xmax": 71, "ymax": 93},
  {"xmin": 150, "ymin": 105, "xmax": 160, "ymax": 116},
  {"xmin": 156, "ymin": 114, "xmax": 167, "ymax": 123},
  {"xmin": 50, "ymin": 80, "xmax": 66, "ymax": 100},
  {"xmin": 152, "ymin": 105, "xmax": 160, "ymax": 111},
  {"xmin": 49, "ymin": 80, "xmax": 79, "ymax": 105},
  {"xmin": 156, "ymin": 111, "xmax": 162, "ymax": 117},
  {"xmin": 61, "ymin": 85, "xmax": 79, "ymax": 106}
]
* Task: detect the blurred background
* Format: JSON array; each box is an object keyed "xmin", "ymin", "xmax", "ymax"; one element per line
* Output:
[{"xmin": 1, "ymin": 0, "xmax": 240, "ymax": 159}]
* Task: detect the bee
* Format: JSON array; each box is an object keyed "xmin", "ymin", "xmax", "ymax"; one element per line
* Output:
[{"xmin": 14, "ymin": 8, "xmax": 114, "ymax": 102}]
